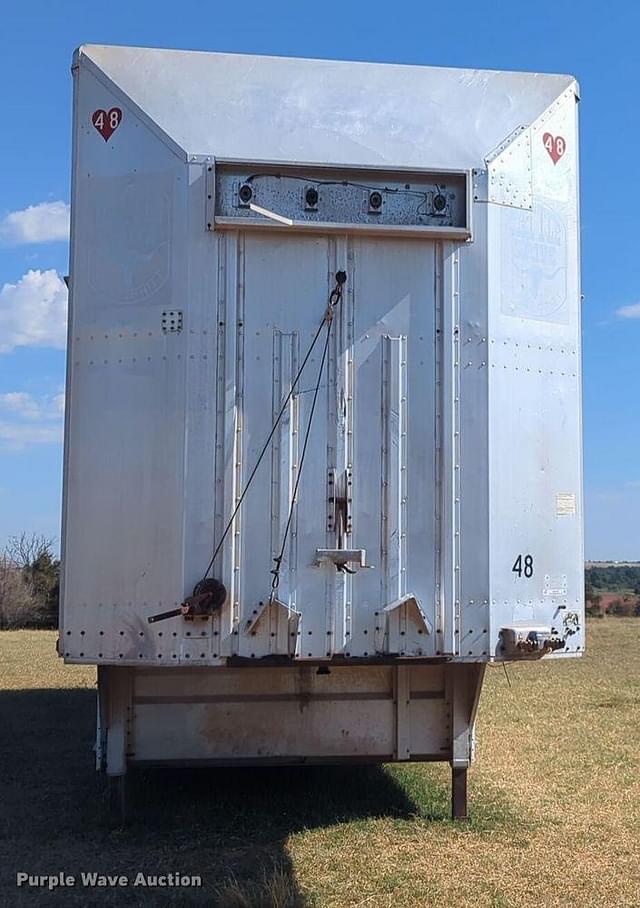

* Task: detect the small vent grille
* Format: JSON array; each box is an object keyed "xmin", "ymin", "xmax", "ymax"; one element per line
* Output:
[{"xmin": 161, "ymin": 310, "xmax": 183, "ymax": 333}]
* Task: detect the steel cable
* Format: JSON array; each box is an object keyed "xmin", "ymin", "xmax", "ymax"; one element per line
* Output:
[{"xmin": 200, "ymin": 272, "xmax": 346, "ymax": 586}]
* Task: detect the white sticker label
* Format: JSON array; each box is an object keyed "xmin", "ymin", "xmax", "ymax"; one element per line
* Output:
[
  {"xmin": 556, "ymin": 492, "xmax": 576, "ymax": 516},
  {"xmin": 543, "ymin": 573, "xmax": 568, "ymax": 597}
]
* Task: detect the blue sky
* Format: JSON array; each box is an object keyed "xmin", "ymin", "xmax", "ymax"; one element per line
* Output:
[{"xmin": 0, "ymin": 0, "xmax": 638, "ymax": 559}]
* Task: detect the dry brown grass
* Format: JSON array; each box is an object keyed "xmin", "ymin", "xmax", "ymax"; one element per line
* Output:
[
  {"xmin": 215, "ymin": 866, "xmax": 306, "ymax": 908},
  {"xmin": 0, "ymin": 622, "xmax": 639, "ymax": 907}
]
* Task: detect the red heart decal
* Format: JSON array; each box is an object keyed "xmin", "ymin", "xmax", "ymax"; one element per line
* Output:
[
  {"xmin": 543, "ymin": 132, "xmax": 566, "ymax": 165},
  {"xmin": 92, "ymin": 107, "xmax": 122, "ymax": 141}
]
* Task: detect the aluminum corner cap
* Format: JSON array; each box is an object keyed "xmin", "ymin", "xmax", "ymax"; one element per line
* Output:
[{"xmin": 78, "ymin": 45, "xmax": 576, "ymax": 170}]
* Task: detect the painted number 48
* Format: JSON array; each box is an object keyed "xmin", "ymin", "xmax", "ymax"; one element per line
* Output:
[{"xmin": 512, "ymin": 554, "xmax": 534, "ymax": 578}]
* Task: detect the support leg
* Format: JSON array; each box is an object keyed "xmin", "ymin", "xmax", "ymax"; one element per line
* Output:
[
  {"xmin": 451, "ymin": 765, "xmax": 468, "ymax": 820},
  {"xmin": 104, "ymin": 667, "xmax": 130, "ymax": 777},
  {"xmin": 101, "ymin": 667, "xmax": 132, "ymax": 826},
  {"xmin": 447, "ymin": 663, "xmax": 485, "ymax": 821},
  {"xmin": 107, "ymin": 774, "xmax": 128, "ymax": 827}
]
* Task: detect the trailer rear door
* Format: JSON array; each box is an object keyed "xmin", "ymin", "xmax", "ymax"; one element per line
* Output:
[{"xmin": 214, "ymin": 227, "xmax": 441, "ymax": 659}]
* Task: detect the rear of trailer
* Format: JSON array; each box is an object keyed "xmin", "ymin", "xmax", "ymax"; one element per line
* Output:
[{"xmin": 61, "ymin": 45, "xmax": 583, "ymax": 819}]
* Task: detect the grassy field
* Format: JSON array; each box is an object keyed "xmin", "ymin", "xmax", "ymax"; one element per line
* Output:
[{"xmin": 1, "ymin": 622, "xmax": 639, "ymax": 907}]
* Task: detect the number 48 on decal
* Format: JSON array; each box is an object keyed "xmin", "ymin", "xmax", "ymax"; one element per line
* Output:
[
  {"xmin": 92, "ymin": 107, "xmax": 122, "ymax": 142},
  {"xmin": 512, "ymin": 554, "xmax": 534, "ymax": 578},
  {"xmin": 542, "ymin": 132, "xmax": 566, "ymax": 165}
]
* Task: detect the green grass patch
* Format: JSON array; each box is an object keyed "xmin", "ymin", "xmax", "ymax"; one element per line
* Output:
[{"xmin": 1, "ymin": 621, "xmax": 639, "ymax": 906}]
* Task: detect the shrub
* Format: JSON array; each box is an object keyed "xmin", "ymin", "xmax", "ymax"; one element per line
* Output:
[
  {"xmin": 607, "ymin": 597, "xmax": 637, "ymax": 618},
  {"xmin": 0, "ymin": 558, "xmax": 38, "ymax": 628},
  {"xmin": 0, "ymin": 534, "xmax": 60, "ymax": 629}
]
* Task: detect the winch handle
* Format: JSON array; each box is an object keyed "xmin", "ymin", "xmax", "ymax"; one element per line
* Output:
[{"xmin": 147, "ymin": 605, "xmax": 187, "ymax": 625}]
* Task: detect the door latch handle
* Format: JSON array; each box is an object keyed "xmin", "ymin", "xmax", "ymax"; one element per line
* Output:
[{"xmin": 314, "ymin": 548, "xmax": 372, "ymax": 571}]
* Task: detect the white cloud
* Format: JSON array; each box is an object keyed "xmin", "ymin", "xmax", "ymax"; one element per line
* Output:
[
  {"xmin": 0, "ymin": 392, "xmax": 42, "ymax": 420},
  {"xmin": 616, "ymin": 302, "xmax": 640, "ymax": 319},
  {"xmin": 0, "ymin": 269, "xmax": 68, "ymax": 353},
  {"xmin": 0, "ymin": 201, "xmax": 70, "ymax": 245},
  {"xmin": 0, "ymin": 391, "xmax": 64, "ymax": 422},
  {"xmin": 0, "ymin": 422, "xmax": 63, "ymax": 449},
  {"xmin": 0, "ymin": 390, "xmax": 64, "ymax": 451}
]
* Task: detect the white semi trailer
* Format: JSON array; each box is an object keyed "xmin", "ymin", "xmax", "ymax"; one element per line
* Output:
[{"xmin": 61, "ymin": 45, "xmax": 584, "ymax": 820}]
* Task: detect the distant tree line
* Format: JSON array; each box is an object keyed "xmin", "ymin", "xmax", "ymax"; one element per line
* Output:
[
  {"xmin": 585, "ymin": 565, "xmax": 640, "ymax": 618},
  {"xmin": 0, "ymin": 533, "xmax": 60, "ymax": 629},
  {"xmin": 585, "ymin": 565, "xmax": 640, "ymax": 593}
]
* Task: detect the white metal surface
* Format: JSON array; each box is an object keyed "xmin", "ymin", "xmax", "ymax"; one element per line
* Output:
[
  {"xmin": 97, "ymin": 663, "xmax": 485, "ymax": 767},
  {"xmin": 61, "ymin": 47, "xmax": 584, "ymax": 679},
  {"xmin": 78, "ymin": 45, "xmax": 573, "ymax": 170}
]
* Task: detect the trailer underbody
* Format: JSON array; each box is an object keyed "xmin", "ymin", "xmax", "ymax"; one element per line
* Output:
[{"xmin": 98, "ymin": 661, "xmax": 485, "ymax": 823}]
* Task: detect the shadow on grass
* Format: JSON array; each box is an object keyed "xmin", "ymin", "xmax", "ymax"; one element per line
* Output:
[{"xmin": 0, "ymin": 687, "xmax": 515, "ymax": 906}]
